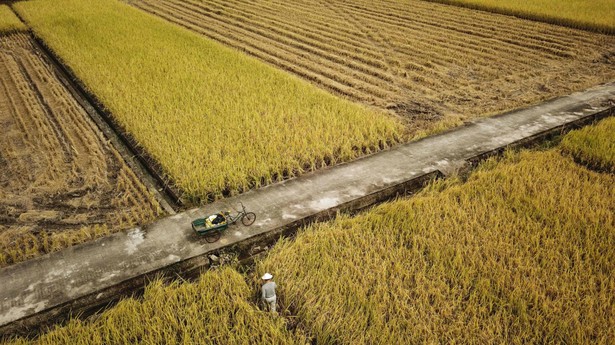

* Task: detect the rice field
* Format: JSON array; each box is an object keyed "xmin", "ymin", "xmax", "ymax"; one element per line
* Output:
[
  {"xmin": 14, "ymin": 0, "xmax": 403, "ymax": 204},
  {"xmin": 429, "ymin": 0, "xmax": 615, "ymax": 33},
  {"xmin": 259, "ymin": 145, "xmax": 615, "ymax": 343},
  {"xmin": 5, "ymin": 268, "xmax": 305, "ymax": 344},
  {"xmin": 10, "ymin": 119, "xmax": 615, "ymax": 343},
  {"xmin": 0, "ymin": 31, "xmax": 162, "ymax": 267},
  {"xmin": 561, "ymin": 117, "xmax": 615, "ymax": 172},
  {"xmin": 130, "ymin": 0, "xmax": 615, "ymax": 135},
  {"xmin": 4, "ymin": 0, "xmax": 614, "ymax": 342},
  {"xmin": 0, "ymin": 5, "xmax": 25, "ymax": 32}
]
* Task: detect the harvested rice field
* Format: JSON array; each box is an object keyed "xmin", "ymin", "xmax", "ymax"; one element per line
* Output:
[
  {"xmin": 0, "ymin": 32, "xmax": 162, "ymax": 267},
  {"xmin": 2, "ymin": 0, "xmax": 614, "ymax": 341},
  {"xmin": 131, "ymin": 0, "xmax": 615, "ymax": 132}
]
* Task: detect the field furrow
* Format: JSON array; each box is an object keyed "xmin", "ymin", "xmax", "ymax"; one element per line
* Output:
[
  {"xmin": 131, "ymin": 0, "xmax": 615, "ymax": 126},
  {"xmin": 334, "ymin": 1, "xmax": 571, "ymax": 63},
  {"xmin": 343, "ymin": 0, "xmax": 579, "ymax": 54},
  {"xmin": 358, "ymin": 0, "xmax": 601, "ymax": 45},
  {"xmin": 191, "ymin": 0, "xmax": 386, "ymax": 70}
]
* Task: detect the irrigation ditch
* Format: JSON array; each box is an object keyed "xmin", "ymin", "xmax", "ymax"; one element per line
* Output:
[{"xmin": 9, "ymin": 6, "xmax": 181, "ymax": 212}]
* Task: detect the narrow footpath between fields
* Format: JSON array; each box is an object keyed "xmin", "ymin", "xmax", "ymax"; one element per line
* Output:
[{"xmin": 1, "ymin": 83, "xmax": 614, "ymax": 336}]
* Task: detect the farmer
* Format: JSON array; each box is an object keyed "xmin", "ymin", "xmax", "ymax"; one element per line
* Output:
[{"xmin": 261, "ymin": 273, "xmax": 277, "ymax": 313}]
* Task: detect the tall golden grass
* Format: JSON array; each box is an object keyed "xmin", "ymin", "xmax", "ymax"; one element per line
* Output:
[
  {"xmin": 259, "ymin": 148, "xmax": 615, "ymax": 343},
  {"xmin": 0, "ymin": 5, "xmax": 25, "ymax": 32},
  {"xmin": 7, "ymin": 267, "xmax": 305, "ymax": 345},
  {"xmin": 14, "ymin": 0, "xmax": 402, "ymax": 203},
  {"xmin": 560, "ymin": 117, "xmax": 615, "ymax": 172},
  {"xmin": 427, "ymin": 0, "xmax": 615, "ymax": 33}
]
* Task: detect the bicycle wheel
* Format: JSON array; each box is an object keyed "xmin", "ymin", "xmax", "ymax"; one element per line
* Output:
[
  {"xmin": 242, "ymin": 212, "xmax": 256, "ymax": 226},
  {"xmin": 204, "ymin": 230, "xmax": 221, "ymax": 243}
]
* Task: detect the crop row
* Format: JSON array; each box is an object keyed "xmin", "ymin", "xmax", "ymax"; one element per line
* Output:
[{"xmin": 133, "ymin": 0, "xmax": 615, "ymax": 132}]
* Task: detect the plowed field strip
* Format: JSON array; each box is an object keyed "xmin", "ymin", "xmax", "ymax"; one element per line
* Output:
[
  {"xmin": 334, "ymin": 1, "xmax": 572, "ymax": 61},
  {"xmin": 343, "ymin": 0, "xmax": 579, "ymax": 52},
  {"xmin": 336, "ymin": 7, "xmax": 547, "ymax": 74},
  {"xmin": 131, "ymin": 2, "xmax": 377, "ymax": 102},
  {"xmin": 138, "ymin": 0, "xmax": 443, "ymax": 98},
  {"xmin": 216, "ymin": 1, "xmax": 372, "ymax": 52},
  {"xmin": 202, "ymin": 0, "xmax": 385, "ymax": 64},
  {"xmin": 0, "ymin": 32, "xmax": 161, "ymax": 267},
  {"xmin": 2, "ymin": 52, "xmax": 64, "ymax": 179}
]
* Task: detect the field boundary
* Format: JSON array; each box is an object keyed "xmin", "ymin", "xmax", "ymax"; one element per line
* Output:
[
  {"xmin": 424, "ymin": 0, "xmax": 615, "ymax": 34},
  {"xmin": 9, "ymin": 6, "xmax": 184, "ymax": 209},
  {"xmin": 17, "ymin": 31, "xmax": 178, "ymax": 214},
  {"xmin": 1, "ymin": 83, "xmax": 613, "ymax": 338},
  {"xmin": 30, "ymin": 31, "xmax": 184, "ymax": 208}
]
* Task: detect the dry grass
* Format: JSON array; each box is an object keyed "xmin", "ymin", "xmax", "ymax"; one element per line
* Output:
[
  {"xmin": 6, "ymin": 267, "xmax": 306, "ymax": 344},
  {"xmin": 259, "ymin": 148, "xmax": 615, "ymax": 343},
  {"xmin": 14, "ymin": 0, "xmax": 403, "ymax": 204},
  {"xmin": 0, "ymin": 5, "xmax": 25, "ymax": 32},
  {"xmin": 428, "ymin": 0, "xmax": 615, "ymax": 33},
  {"xmin": 560, "ymin": 117, "xmax": 615, "ymax": 172},
  {"xmin": 131, "ymin": 0, "xmax": 615, "ymax": 138}
]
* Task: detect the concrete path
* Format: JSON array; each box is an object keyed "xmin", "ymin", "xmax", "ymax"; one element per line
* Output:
[{"xmin": 1, "ymin": 83, "xmax": 614, "ymax": 335}]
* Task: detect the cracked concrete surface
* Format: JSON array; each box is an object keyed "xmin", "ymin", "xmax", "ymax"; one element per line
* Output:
[{"xmin": 1, "ymin": 83, "xmax": 614, "ymax": 334}]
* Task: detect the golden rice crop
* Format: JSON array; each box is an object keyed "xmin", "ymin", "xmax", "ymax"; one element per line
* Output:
[
  {"xmin": 14, "ymin": 0, "xmax": 403, "ymax": 203},
  {"xmin": 560, "ymin": 117, "xmax": 615, "ymax": 172},
  {"xmin": 6, "ymin": 267, "xmax": 305, "ymax": 345},
  {"xmin": 429, "ymin": 0, "xmax": 615, "ymax": 33},
  {"xmin": 259, "ymin": 148, "xmax": 615, "ymax": 344},
  {"xmin": 0, "ymin": 5, "xmax": 25, "ymax": 32}
]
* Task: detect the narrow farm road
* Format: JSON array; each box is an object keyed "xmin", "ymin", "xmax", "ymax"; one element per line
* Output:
[{"xmin": 1, "ymin": 83, "xmax": 614, "ymax": 336}]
